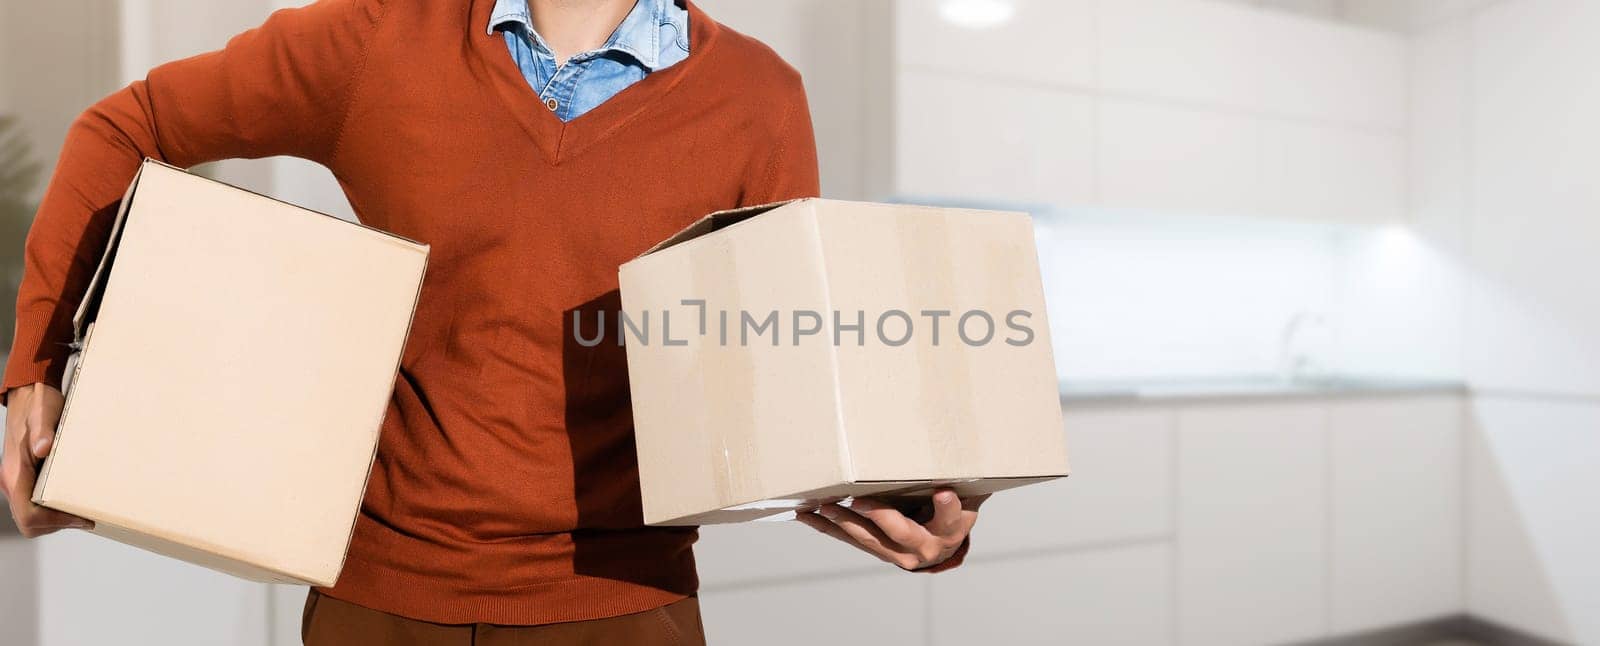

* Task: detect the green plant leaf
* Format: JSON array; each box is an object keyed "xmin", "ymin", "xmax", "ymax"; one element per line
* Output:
[{"xmin": 0, "ymin": 113, "xmax": 43, "ymax": 352}]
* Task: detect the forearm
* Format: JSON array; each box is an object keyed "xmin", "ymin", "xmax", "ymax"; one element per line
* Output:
[{"xmin": 3, "ymin": 89, "xmax": 154, "ymax": 400}]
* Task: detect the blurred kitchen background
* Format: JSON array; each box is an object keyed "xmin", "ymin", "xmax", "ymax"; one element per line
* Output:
[{"xmin": 2, "ymin": 0, "xmax": 1598, "ymax": 644}]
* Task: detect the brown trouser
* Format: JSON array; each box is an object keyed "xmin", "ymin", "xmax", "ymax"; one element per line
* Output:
[{"xmin": 301, "ymin": 590, "xmax": 706, "ymax": 646}]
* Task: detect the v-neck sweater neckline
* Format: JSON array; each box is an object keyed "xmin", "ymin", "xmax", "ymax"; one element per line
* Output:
[{"xmin": 467, "ymin": 0, "xmax": 722, "ymax": 164}]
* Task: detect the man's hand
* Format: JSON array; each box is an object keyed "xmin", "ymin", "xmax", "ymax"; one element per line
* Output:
[
  {"xmin": 797, "ymin": 488, "xmax": 987, "ymax": 571},
  {"xmin": 3, "ymin": 383, "xmax": 92, "ymax": 537}
]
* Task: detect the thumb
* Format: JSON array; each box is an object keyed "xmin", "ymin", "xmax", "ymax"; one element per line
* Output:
[
  {"xmin": 25, "ymin": 386, "xmax": 63, "ymax": 460},
  {"xmin": 927, "ymin": 488, "xmax": 963, "ymax": 537},
  {"xmin": 29, "ymin": 424, "xmax": 54, "ymax": 460}
]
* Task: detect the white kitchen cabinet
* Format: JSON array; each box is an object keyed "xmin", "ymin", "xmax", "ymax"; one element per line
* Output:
[
  {"xmin": 929, "ymin": 543, "xmax": 1173, "ymax": 646},
  {"xmin": 889, "ymin": 70, "xmax": 1095, "ymax": 208},
  {"xmin": 1327, "ymin": 396, "xmax": 1462, "ymax": 633},
  {"xmin": 975, "ymin": 407, "xmax": 1173, "ymax": 553},
  {"xmin": 1255, "ymin": 10, "xmax": 1407, "ymax": 130},
  {"xmin": 695, "ymin": 518, "xmax": 884, "ymax": 590},
  {"xmin": 1097, "ymin": 0, "xmax": 1404, "ymax": 130},
  {"xmin": 699, "ymin": 571, "xmax": 927, "ymax": 646},
  {"xmin": 1097, "ymin": 0, "xmax": 1264, "ymax": 112},
  {"xmin": 894, "ymin": 0, "xmax": 1095, "ymax": 90},
  {"xmin": 1176, "ymin": 402, "xmax": 1327, "ymax": 646},
  {"xmin": 874, "ymin": 0, "xmax": 1408, "ymax": 226},
  {"xmin": 1094, "ymin": 95, "xmax": 1404, "ymax": 225},
  {"xmin": 36, "ymin": 532, "xmax": 272, "ymax": 646},
  {"xmin": 1095, "ymin": 98, "xmax": 1263, "ymax": 217},
  {"xmin": 698, "ymin": 407, "xmax": 1166, "ymax": 586},
  {"xmin": 1258, "ymin": 120, "xmax": 1405, "ymax": 225},
  {"xmin": 715, "ymin": 1, "xmax": 1411, "ymax": 221},
  {"xmin": 1410, "ymin": 18, "xmax": 1472, "ymax": 225}
]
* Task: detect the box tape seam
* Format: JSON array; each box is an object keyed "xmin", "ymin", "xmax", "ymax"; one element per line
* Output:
[{"xmin": 807, "ymin": 203, "xmax": 855, "ymax": 483}]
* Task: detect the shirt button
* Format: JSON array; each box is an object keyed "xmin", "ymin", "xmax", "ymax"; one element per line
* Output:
[{"xmin": 544, "ymin": 97, "xmax": 559, "ymax": 111}]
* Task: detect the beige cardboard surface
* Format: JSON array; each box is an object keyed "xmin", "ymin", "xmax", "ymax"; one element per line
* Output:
[
  {"xmin": 620, "ymin": 199, "xmax": 1067, "ymax": 526},
  {"xmin": 621, "ymin": 205, "xmax": 849, "ymax": 525},
  {"xmin": 32, "ymin": 160, "xmax": 427, "ymax": 586},
  {"xmin": 817, "ymin": 202, "xmax": 1064, "ymax": 480}
]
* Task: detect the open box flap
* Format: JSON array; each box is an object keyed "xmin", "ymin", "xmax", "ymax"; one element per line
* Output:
[
  {"xmin": 71, "ymin": 158, "xmax": 428, "ymax": 344},
  {"xmin": 70, "ymin": 161, "xmax": 149, "ymax": 343},
  {"xmin": 634, "ymin": 198, "xmax": 807, "ymax": 258}
]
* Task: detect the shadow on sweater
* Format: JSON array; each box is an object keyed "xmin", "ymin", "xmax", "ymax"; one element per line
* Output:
[{"xmin": 562, "ymin": 289, "xmax": 699, "ymax": 595}]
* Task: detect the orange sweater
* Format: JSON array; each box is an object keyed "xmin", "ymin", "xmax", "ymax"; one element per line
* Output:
[{"xmin": 4, "ymin": 0, "xmax": 818, "ymax": 625}]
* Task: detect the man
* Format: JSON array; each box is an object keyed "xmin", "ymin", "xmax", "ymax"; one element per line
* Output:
[{"xmin": 1, "ymin": 0, "xmax": 983, "ymax": 643}]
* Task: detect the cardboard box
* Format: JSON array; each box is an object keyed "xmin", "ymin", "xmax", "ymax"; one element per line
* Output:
[
  {"xmin": 619, "ymin": 199, "xmax": 1068, "ymax": 525},
  {"xmin": 32, "ymin": 160, "xmax": 427, "ymax": 586}
]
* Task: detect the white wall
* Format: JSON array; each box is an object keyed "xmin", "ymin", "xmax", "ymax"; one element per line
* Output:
[
  {"xmin": 1466, "ymin": 397, "xmax": 1600, "ymax": 643},
  {"xmin": 0, "ymin": 0, "xmax": 121, "ymax": 203},
  {"xmin": 1465, "ymin": 0, "xmax": 1600, "ymax": 397},
  {"xmin": 1404, "ymin": 0, "xmax": 1600, "ymax": 643},
  {"xmin": 37, "ymin": 533, "xmax": 274, "ymax": 646}
]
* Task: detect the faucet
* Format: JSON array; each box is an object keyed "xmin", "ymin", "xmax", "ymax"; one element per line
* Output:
[{"xmin": 1278, "ymin": 311, "xmax": 1331, "ymax": 383}]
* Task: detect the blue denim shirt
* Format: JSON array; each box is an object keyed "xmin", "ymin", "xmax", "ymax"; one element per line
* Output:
[{"xmin": 489, "ymin": 0, "xmax": 689, "ymax": 122}]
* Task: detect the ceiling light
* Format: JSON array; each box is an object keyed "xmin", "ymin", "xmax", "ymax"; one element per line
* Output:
[{"xmin": 937, "ymin": 0, "xmax": 1017, "ymax": 29}]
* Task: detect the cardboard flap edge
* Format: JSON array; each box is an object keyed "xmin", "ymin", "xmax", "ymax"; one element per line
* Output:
[
  {"xmin": 70, "ymin": 161, "xmax": 151, "ymax": 341},
  {"xmin": 629, "ymin": 198, "xmax": 810, "ymax": 260},
  {"xmin": 40, "ymin": 498, "xmax": 322, "ymax": 585}
]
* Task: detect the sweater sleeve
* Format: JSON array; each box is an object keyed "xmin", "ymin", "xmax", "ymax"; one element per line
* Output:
[
  {"xmin": 742, "ymin": 77, "xmax": 821, "ymax": 205},
  {"xmin": 2, "ymin": 0, "xmax": 385, "ymax": 404}
]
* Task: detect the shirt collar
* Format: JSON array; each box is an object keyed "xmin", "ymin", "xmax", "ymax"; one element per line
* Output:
[{"xmin": 488, "ymin": 0, "xmax": 677, "ymax": 70}]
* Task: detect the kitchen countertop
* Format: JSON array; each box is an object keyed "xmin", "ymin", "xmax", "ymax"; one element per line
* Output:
[{"xmin": 1059, "ymin": 375, "xmax": 1467, "ymax": 405}]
